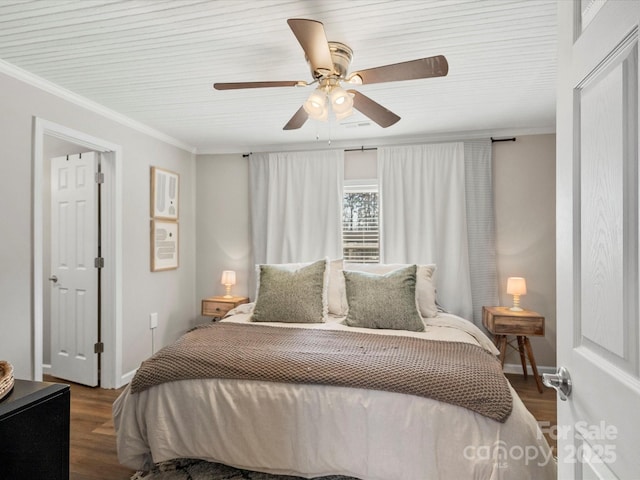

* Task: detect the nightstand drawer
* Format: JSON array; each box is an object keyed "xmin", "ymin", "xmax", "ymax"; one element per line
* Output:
[
  {"xmin": 489, "ymin": 315, "xmax": 544, "ymax": 336},
  {"xmin": 201, "ymin": 296, "xmax": 249, "ymax": 318},
  {"xmin": 202, "ymin": 301, "xmax": 234, "ymax": 317},
  {"xmin": 482, "ymin": 306, "xmax": 544, "ymax": 336}
]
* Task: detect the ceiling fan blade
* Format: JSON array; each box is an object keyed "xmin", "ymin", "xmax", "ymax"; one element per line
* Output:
[
  {"xmin": 287, "ymin": 18, "xmax": 334, "ymax": 77},
  {"xmin": 283, "ymin": 106, "xmax": 309, "ymax": 130},
  {"xmin": 348, "ymin": 90, "xmax": 400, "ymax": 128},
  {"xmin": 214, "ymin": 81, "xmax": 306, "ymax": 90},
  {"xmin": 349, "ymin": 55, "xmax": 448, "ymax": 85}
]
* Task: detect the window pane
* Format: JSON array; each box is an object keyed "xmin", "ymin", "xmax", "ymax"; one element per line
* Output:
[{"xmin": 342, "ymin": 188, "xmax": 379, "ymax": 263}]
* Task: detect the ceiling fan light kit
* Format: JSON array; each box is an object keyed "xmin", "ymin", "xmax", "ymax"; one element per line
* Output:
[
  {"xmin": 303, "ymin": 81, "xmax": 354, "ymax": 121},
  {"xmin": 213, "ymin": 18, "xmax": 448, "ymax": 131}
]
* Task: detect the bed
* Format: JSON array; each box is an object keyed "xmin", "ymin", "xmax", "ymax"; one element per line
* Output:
[{"xmin": 113, "ymin": 260, "xmax": 556, "ymax": 479}]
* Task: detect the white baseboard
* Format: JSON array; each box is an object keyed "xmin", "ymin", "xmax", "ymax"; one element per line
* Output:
[
  {"xmin": 42, "ymin": 362, "xmax": 134, "ymax": 389},
  {"xmin": 503, "ymin": 363, "xmax": 556, "ymax": 376}
]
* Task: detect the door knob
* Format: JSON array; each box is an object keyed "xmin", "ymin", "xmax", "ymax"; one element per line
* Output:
[
  {"xmin": 48, "ymin": 275, "xmax": 58, "ymax": 283},
  {"xmin": 542, "ymin": 366, "xmax": 572, "ymax": 401}
]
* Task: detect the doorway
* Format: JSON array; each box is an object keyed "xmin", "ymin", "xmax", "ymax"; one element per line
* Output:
[
  {"xmin": 48, "ymin": 150, "xmax": 101, "ymax": 386},
  {"xmin": 33, "ymin": 117, "xmax": 123, "ymax": 389}
]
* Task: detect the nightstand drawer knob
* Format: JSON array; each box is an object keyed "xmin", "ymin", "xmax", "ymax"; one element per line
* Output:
[{"xmin": 542, "ymin": 366, "xmax": 572, "ymax": 401}]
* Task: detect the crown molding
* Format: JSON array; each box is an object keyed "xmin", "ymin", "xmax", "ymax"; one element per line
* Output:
[{"xmin": 0, "ymin": 59, "xmax": 196, "ymax": 154}]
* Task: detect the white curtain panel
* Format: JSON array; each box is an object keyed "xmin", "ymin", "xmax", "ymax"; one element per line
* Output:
[
  {"xmin": 378, "ymin": 143, "xmax": 473, "ymax": 320},
  {"xmin": 463, "ymin": 139, "xmax": 499, "ymax": 327},
  {"xmin": 249, "ymin": 150, "xmax": 344, "ymax": 267}
]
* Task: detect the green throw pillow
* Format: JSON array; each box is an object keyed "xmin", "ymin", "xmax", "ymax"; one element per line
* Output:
[
  {"xmin": 343, "ymin": 265, "xmax": 425, "ymax": 331},
  {"xmin": 252, "ymin": 259, "xmax": 327, "ymax": 323}
]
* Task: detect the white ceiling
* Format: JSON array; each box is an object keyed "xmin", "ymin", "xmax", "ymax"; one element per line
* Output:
[{"xmin": 0, "ymin": 0, "xmax": 557, "ymax": 153}]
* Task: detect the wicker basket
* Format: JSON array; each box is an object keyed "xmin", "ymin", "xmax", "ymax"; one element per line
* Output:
[{"xmin": 0, "ymin": 360, "xmax": 14, "ymax": 401}]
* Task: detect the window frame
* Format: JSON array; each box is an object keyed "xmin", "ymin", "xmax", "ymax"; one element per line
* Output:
[{"xmin": 342, "ymin": 179, "xmax": 380, "ymax": 264}]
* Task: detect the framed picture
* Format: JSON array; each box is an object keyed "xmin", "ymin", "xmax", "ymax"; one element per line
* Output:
[
  {"xmin": 151, "ymin": 220, "xmax": 179, "ymax": 271},
  {"xmin": 151, "ymin": 167, "xmax": 179, "ymax": 220}
]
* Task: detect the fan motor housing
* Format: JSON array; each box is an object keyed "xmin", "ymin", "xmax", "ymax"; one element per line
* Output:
[
  {"xmin": 329, "ymin": 42, "xmax": 353, "ymax": 78},
  {"xmin": 306, "ymin": 42, "xmax": 353, "ymax": 79}
]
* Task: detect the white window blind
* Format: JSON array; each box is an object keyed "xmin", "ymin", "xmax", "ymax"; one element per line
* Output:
[{"xmin": 342, "ymin": 182, "xmax": 379, "ymax": 263}]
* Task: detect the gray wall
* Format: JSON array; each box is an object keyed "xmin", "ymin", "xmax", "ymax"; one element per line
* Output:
[
  {"xmin": 493, "ymin": 134, "xmax": 556, "ymax": 369},
  {"xmin": 195, "ymin": 135, "xmax": 558, "ymax": 370},
  {"xmin": 0, "ymin": 71, "xmax": 197, "ymax": 382},
  {"xmin": 195, "ymin": 154, "xmax": 251, "ymax": 309}
]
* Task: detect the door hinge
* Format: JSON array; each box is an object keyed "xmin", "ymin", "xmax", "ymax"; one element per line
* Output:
[
  {"xmin": 95, "ymin": 172, "xmax": 105, "ymax": 184},
  {"xmin": 94, "ymin": 342, "xmax": 104, "ymax": 354},
  {"xmin": 95, "ymin": 257, "xmax": 105, "ymax": 268}
]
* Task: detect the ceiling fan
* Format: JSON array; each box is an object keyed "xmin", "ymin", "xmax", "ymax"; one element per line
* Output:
[{"xmin": 213, "ymin": 18, "xmax": 448, "ymax": 130}]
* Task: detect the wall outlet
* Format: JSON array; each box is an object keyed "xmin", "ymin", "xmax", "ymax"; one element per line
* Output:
[{"xmin": 149, "ymin": 312, "xmax": 158, "ymax": 329}]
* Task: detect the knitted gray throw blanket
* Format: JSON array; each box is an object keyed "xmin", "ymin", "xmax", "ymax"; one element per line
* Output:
[{"xmin": 131, "ymin": 322, "xmax": 512, "ymax": 422}]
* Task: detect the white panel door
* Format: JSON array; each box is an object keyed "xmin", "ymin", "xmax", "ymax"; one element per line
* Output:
[
  {"xmin": 556, "ymin": 1, "xmax": 640, "ymax": 478},
  {"xmin": 50, "ymin": 152, "xmax": 99, "ymax": 387}
]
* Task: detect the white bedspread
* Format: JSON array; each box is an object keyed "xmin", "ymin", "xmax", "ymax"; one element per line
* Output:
[{"xmin": 113, "ymin": 309, "xmax": 556, "ymax": 479}]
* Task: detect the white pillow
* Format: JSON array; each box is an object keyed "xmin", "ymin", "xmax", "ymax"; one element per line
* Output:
[
  {"xmin": 254, "ymin": 258, "xmax": 330, "ymax": 320},
  {"xmin": 336, "ymin": 263, "xmax": 438, "ymax": 318},
  {"xmin": 327, "ymin": 258, "xmax": 346, "ymax": 315}
]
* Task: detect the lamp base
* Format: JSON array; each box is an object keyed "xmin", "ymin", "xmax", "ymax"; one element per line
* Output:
[
  {"xmin": 223, "ymin": 294, "xmax": 233, "ymax": 299},
  {"xmin": 509, "ymin": 294, "xmax": 523, "ymax": 312}
]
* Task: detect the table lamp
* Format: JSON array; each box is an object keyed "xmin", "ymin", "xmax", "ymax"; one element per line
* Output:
[
  {"xmin": 507, "ymin": 276, "xmax": 527, "ymax": 311},
  {"xmin": 221, "ymin": 270, "xmax": 236, "ymax": 298}
]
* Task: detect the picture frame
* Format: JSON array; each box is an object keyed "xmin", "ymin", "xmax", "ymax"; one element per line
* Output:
[
  {"xmin": 151, "ymin": 219, "xmax": 179, "ymax": 271},
  {"xmin": 151, "ymin": 166, "xmax": 179, "ymax": 220}
]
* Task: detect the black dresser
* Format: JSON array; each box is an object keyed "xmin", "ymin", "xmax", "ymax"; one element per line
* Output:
[{"xmin": 0, "ymin": 379, "xmax": 70, "ymax": 480}]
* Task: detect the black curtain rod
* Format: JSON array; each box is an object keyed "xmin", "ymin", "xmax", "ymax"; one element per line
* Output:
[
  {"xmin": 244, "ymin": 138, "xmax": 509, "ymax": 156},
  {"xmin": 344, "ymin": 147, "xmax": 378, "ymax": 152},
  {"xmin": 243, "ymin": 147, "xmax": 377, "ymax": 156}
]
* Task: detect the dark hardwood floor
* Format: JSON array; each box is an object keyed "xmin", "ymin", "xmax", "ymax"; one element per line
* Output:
[
  {"xmin": 45, "ymin": 375, "xmax": 135, "ymax": 480},
  {"xmin": 46, "ymin": 373, "xmax": 556, "ymax": 480}
]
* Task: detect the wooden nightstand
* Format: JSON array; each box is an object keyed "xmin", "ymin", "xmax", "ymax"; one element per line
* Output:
[
  {"xmin": 202, "ymin": 296, "xmax": 249, "ymax": 320},
  {"xmin": 482, "ymin": 306, "xmax": 545, "ymax": 393}
]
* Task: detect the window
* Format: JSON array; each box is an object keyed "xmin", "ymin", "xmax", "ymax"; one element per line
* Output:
[{"xmin": 342, "ymin": 182, "xmax": 379, "ymax": 263}]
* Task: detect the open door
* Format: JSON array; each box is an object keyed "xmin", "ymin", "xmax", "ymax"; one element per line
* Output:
[
  {"xmin": 555, "ymin": 0, "xmax": 640, "ymax": 477},
  {"xmin": 50, "ymin": 152, "xmax": 100, "ymax": 387}
]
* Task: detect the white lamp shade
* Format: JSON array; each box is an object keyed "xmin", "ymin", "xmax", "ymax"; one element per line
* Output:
[
  {"xmin": 506, "ymin": 277, "xmax": 527, "ymax": 296},
  {"xmin": 332, "ymin": 88, "xmax": 354, "ymax": 120},
  {"xmin": 303, "ymin": 88, "xmax": 327, "ymax": 119},
  {"xmin": 329, "ymin": 86, "xmax": 353, "ymax": 114},
  {"xmin": 220, "ymin": 270, "xmax": 236, "ymax": 286},
  {"xmin": 316, "ymin": 104, "xmax": 329, "ymax": 121}
]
